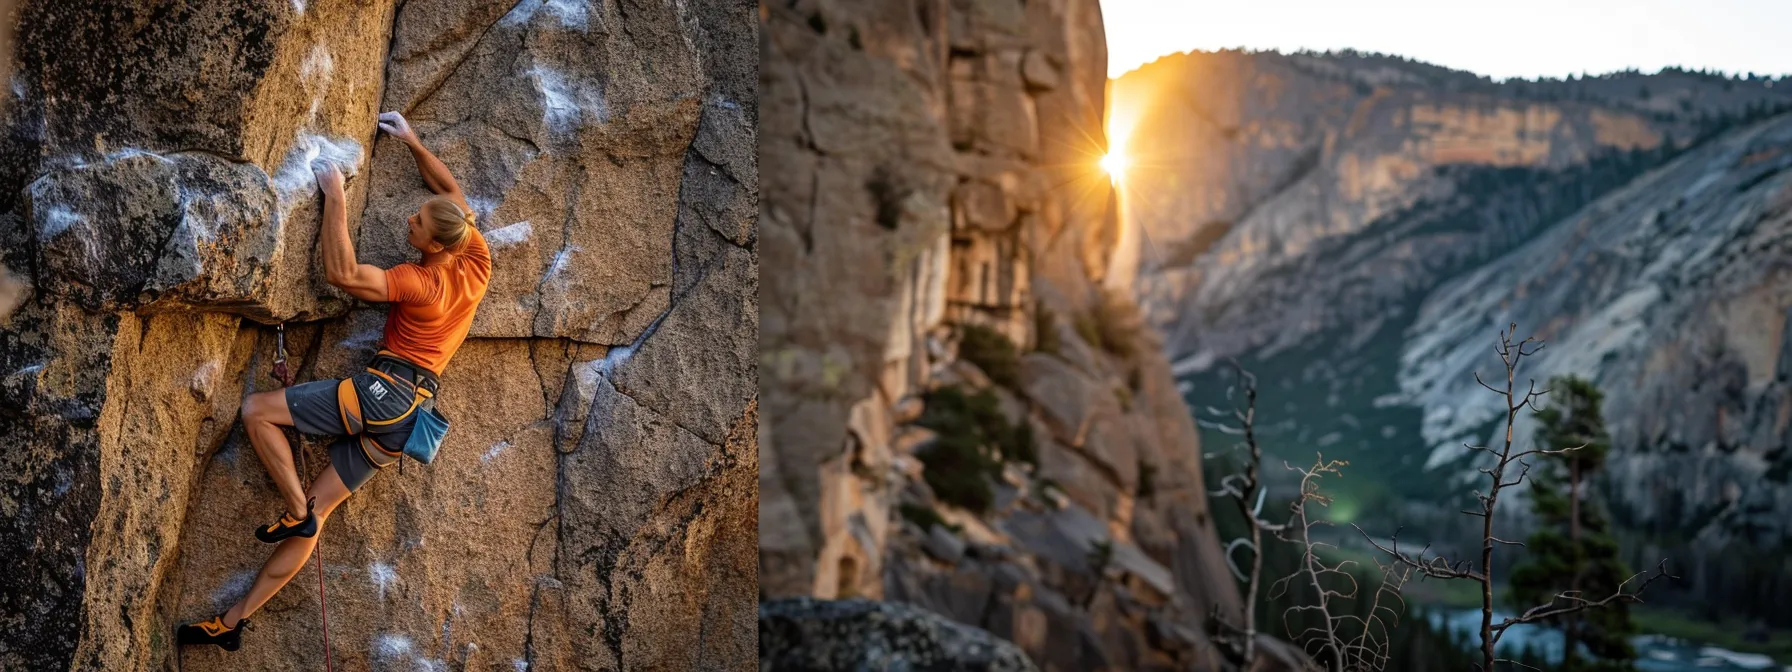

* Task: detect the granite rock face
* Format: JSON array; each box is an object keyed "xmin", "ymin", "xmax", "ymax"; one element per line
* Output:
[
  {"xmin": 1114, "ymin": 51, "xmax": 1792, "ymax": 367},
  {"xmin": 759, "ymin": 1, "xmax": 1261, "ymax": 670},
  {"xmin": 0, "ymin": 1, "xmax": 758, "ymax": 670},
  {"xmin": 1397, "ymin": 115, "xmax": 1792, "ymax": 574}
]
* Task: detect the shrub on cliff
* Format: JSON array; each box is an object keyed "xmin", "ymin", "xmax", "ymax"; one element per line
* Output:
[
  {"xmin": 958, "ymin": 323, "xmax": 1021, "ymax": 389},
  {"xmin": 915, "ymin": 385, "xmax": 1033, "ymax": 512}
]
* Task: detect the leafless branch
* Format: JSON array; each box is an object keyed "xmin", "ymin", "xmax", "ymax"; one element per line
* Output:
[
  {"xmin": 1495, "ymin": 659, "xmax": 1543, "ymax": 672},
  {"xmin": 1204, "ymin": 358, "xmax": 1270, "ymax": 667},
  {"xmin": 1353, "ymin": 525, "xmax": 1485, "ymax": 582},
  {"xmin": 1489, "ymin": 560, "xmax": 1677, "ymax": 646},
  {"xmin": 1509, "ymin": 443, "xmax": 1585, "ymax": 462}
]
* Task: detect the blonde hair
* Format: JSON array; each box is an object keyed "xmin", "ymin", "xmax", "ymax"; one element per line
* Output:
[{"xmin": 422, "ymin": 196, "xmax": 473, "ymax": 253}]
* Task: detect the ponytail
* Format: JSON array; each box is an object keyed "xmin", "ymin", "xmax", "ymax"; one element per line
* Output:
[{"xmin": 422, "ymin": 196, "xmax": 473, "ymax": 254}]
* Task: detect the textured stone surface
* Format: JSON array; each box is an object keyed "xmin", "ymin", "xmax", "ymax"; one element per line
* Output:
[
  {"xmin": 758, "ymin": 0, "xmax": 1251, "ymax": 670},
  {"xmin": 8, "ymin": 0, "xmax": 396, "ymax": 321},
  {"xmin": 758, "ymin": 0, "xmax": 958, "ymax": 601},
  {"xmin": 0, "ymin": 1, "xmax": 757, "ymax": 670},
  {"xmin": 760, "ymin": 597, "xmax": 1040, "ymax": 672}
]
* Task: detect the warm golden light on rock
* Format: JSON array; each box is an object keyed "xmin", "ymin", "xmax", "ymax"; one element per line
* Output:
[
  {"xmin": 1100, "ymin": 151, "xmax": 1128, "ymax": 181},
  {"xmin": 1102, "ymin": 82, "xmax": 1143, "ymax": 186}
]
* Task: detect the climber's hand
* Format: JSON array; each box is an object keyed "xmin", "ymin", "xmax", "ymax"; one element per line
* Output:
[
  {"xmin": 313, "ymin": 161, "xmax": 344, "ymax": 197},
  {"xmin": 378, "ymin": 111, "xmax": 418, "ymax": 145}
]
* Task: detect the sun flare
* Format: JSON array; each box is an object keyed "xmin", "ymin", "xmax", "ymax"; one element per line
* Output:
[{"xmin": 1100, "ymin": 151, "xmax": 1128, "ymax": 181}]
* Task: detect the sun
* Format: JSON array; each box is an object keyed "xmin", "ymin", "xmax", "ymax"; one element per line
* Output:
[{"xmin": 1099, "ymin": 150, "xmax": 1129, "ymax": 182}]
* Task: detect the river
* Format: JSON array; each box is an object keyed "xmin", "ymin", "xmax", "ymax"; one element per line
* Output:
[{"xmin": 1429, "ymin": 609, "xmax": 1787, "ymax": 671}]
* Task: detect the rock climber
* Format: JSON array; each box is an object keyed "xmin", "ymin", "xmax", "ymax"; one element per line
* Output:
[{"xmin": 177, "ymin": 111, "xmax": 492, "ymax": 651}]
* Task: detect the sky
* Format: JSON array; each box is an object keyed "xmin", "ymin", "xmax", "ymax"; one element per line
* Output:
[{"xmin": 1102, "ymin": 0, "xmax": 1792, "ymax": 81}]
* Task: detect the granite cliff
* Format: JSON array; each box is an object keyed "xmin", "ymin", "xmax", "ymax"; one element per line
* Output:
[
  {"xmin": 758, "ymin": 1, "xmax": 1292, "ymax": 669},
  {"xmin": 0, "ymin": 0, "xmax": 758, "ymax": 669},
  {"xmin": 1114, "ymin": 50, "xmax": 1792, "ymax": 618}
]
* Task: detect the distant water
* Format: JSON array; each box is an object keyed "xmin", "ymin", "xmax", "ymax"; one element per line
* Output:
[{"xmin": 1430, "ymin": 609, "xmax": 1787, "ymax": 672}]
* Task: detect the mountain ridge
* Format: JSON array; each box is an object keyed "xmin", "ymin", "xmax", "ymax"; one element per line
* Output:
[{"xmin": 1113, "ymin": 48, "xmax": 1792, "ymax": 622}]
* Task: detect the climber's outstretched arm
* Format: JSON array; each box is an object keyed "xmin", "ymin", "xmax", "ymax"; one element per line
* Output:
[
  {"xmin": 379, "ymin": 111, "xmax": 472, "ymax": 214},
  {"xmin": 314, "ymin": 163, "xmax": 388, "ymax": 302}
]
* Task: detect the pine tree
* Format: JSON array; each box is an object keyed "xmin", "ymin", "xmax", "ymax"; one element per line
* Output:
[{"xmin": 1509, "ymin": 376, "xmax": 1639, "ymax": 671}]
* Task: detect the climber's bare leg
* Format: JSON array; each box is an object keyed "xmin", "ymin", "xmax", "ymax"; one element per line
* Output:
[
  {"xmin": 242, "ymin": 389, "xmax": 310, "ymax": 517},
  {"xmin": 222, "ymin": 464, "xmax": 351, "ymax": 627}
]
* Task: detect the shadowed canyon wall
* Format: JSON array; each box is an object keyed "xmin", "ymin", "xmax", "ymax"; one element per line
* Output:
[
  {"xmin": 0, "ymin": 0, "xmax": 758, "ymax": 669},
  {"xmin": 758, "ymin": 2, "xmax": 1291, "ymax": 669}
]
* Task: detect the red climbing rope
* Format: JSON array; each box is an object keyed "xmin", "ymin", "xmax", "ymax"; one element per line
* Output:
[{"xmin": 274, "ymin": 323, "xmax": 335, "ymax": 672}]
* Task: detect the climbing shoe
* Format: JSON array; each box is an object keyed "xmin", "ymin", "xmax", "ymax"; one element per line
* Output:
[
  {"xmin": 255, "ymin": 497, "xmax": 317, "ymax": 543},
  {"xmin": 177, "ymin": 615, "xmax": 247, "ymax": 651}
]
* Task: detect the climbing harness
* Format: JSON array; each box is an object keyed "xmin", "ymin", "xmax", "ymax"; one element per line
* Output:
[
  {"xmin": 367, "ymin": 350, "xmax": 449, "ymax": 466},
  {"xmin": 344, "ymin": 350, "xmax": 450, "ymax": 475},
  {"xmin": 273, "ymin": 323, "xmax": 336, "ymax": 672}
]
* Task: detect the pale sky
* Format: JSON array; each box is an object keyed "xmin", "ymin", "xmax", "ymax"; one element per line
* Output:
[{"xmin": 1103, "ymin": 1, "xmax": 1792, "ymax": 81}]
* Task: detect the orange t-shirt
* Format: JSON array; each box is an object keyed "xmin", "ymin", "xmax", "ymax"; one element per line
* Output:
[{"xmin": 381, "ymin": 227, "xmax": 492, "ymax": 374}]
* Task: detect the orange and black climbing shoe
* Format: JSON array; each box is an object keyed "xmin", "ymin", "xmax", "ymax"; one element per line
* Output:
[
  {"xmin": 177, "ymin": 615, "xmax": 247, "ymax": 651},
  {"xmin": 254, "ymin": 497, "xmax": 318, "ymax": 543}
]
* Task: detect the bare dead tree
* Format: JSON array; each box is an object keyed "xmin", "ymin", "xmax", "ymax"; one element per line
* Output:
[
  {"xmin": 1204, "ymin": 361, "xmax": 1412, "ymax": 672},
  {"xmin": 1342, "ymin": 560, "xmax": 1413, "ymax": 671},
  {"xmin": 1267, "ymin": 457, "xmax": 1414, "ymax": 672},
  {"xmin": 1203, "ymin": 358, "xmax": 1282, "ymax": 667},
  {"xmin": 1272, "ymin": 457, "xmax": 1349, "ymax": 669},
  {"xmin": 1353, "ymin": 323, "xmax": 1675, "ymax": 671}
]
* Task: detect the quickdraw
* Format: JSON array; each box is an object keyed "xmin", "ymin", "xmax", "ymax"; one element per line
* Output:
[
  {"xmin": 273, "ymin": 323, "xmax": 293, "ymax": 388},
  {"xmin": 271, "ymin": 323, "xmax": 334, "ymax": 672}
]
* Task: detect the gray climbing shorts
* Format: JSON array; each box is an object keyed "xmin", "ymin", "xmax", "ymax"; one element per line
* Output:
[{"xmin": 284, "ymin": 371, "xmax": 420, "ymax": 493}]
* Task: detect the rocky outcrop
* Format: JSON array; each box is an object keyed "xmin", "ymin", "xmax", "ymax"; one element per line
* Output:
[
  {"xmin": 1112, "ymin": 50, "xmax": 1792, "ymax": 618},
  {"xmin": 760, "ymin": 597, "xmax": 1040, "ymax": 672},
  {"xmin": 0, "ymin": 1, "xmax": 757, "ymax": 670},
  {"xmin": 759, "ymin": 1, "xmax": 1249, "ymax": 669}
]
